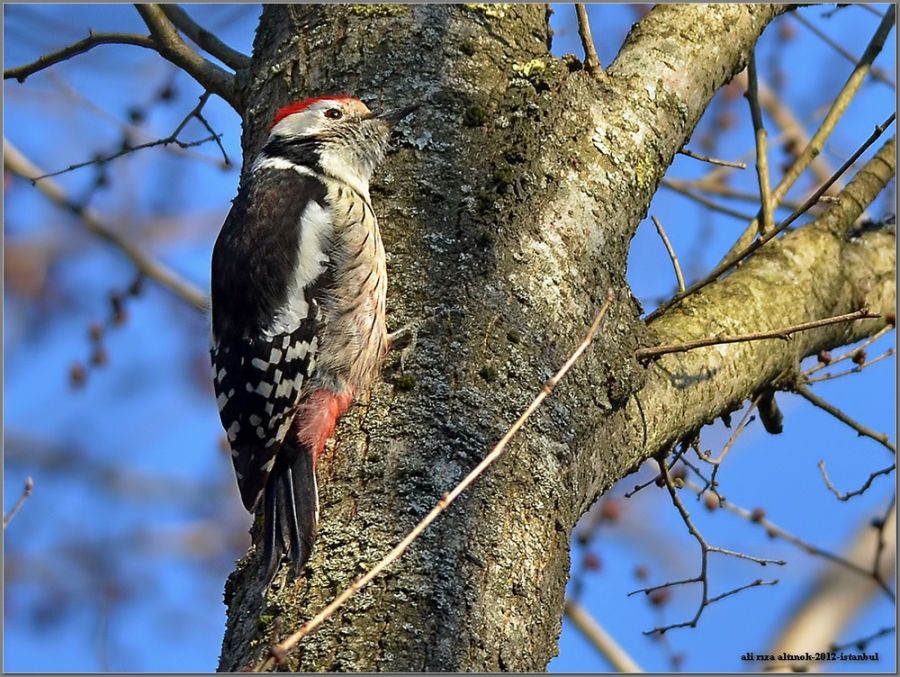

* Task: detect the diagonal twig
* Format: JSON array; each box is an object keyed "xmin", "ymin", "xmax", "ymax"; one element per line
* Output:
[
  {"xmin": 636, "ymin": 309, "xmax": 879, "ymax": 363},
  {"xmin": 135, "ymin": 3, "xmax": 239, "ymax": 110},
  {"xmin": 818, "ymin": 461, "xmax": 895, "ymax": 501},
  {"xmin": 645, "ymin": 113, "xmax": 896, "ymax": 322},
  {"xmin": 3, "ymin": 477, "xmax": 34, "ymax": 529},
  {"xmin": 792, "ymin": 13, "xmax": 895, "ymax": 88},
  {"xmin": 746, "ymin": 52, "xmax": 774, "ymax": 235},
  {"xmin": 4, "ymin": 141, "xmax": 209, "ymax": 311},
  {"xmin": 677, "ymin": 148, "xmax": 747, "ymax": 169},
  {"xmin": 255, "ymin": 291, "xmax": 617, "ymax": 670},
  {"xmin": 793, "ymin": 384, "xmax": 896, "ymax": 453},
  {"xmin": 33, "ymin": 91, "xmax": 229, "ymax": 180},
  {"xmin": 575, "ymin": 5, "xmax": 603, "ymax": 79},
  {"xmin": 651, "ymin": 216, "xmax": 684, "ymax": 294},
  {"xmin": 159, "ymin": 4, "xmax": 251, "ymax": 71},
  {"xmin": 717, "ymin": 6, "xmax": 896, "ymax": 265},
  {"xmin": 4, "ymin": 31, "xmax": 156, "ymax": 82},
  {"xmin": 564, "ymin": 600, "xmax": 644, "ymax": 672}
]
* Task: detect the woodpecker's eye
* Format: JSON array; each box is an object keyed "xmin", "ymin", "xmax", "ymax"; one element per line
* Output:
[{"xmin": 324, "ymin": 108, "xmax": 343, "ymax": 120}]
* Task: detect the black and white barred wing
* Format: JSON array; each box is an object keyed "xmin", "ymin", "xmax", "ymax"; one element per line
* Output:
[
  {"xmin": 211, "ymin": 321, "xmax": 319, "ymax": 512},
  {"xmin": 210, "ymin": 168, "xmax": 333, "ymax": 513}
]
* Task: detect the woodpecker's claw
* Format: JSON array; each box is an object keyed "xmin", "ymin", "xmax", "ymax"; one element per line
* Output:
[{"xmin": 387, "ymin": 323, "xmax": 418, "ymax": 373}]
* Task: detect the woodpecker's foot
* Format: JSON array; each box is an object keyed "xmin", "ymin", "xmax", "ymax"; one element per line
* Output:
[{"xmin": 387, "ymin": 323, "xmax": 418, "ymax": 373}]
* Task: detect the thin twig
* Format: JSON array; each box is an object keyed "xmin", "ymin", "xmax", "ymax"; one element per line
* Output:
[
  {"xmin": 662, "ymin": 177, "xmax": 827, "ymax": 213},
  {"xmin": 805, "ymin": 348, "xmax": 895, "ymax": 384},
  {"xmin": 135, "ymin": 3, "xmax": 239, "ymax": 110},
  {"xmin": 677, "ymin": 148, "xmax": 747, "ymax": 169},
  {"xmin": 685, "ymin": 477, "xmax": 896, "ymax": 601},
  {"xmin": 717, "ymin": 7, "xmax": 896, "ymax": 265},
  {"xmin": 564, "ymin": 600, "xmax": 644, "ymax": 672},
  {"xmin": 792, "ymin": 13, "xmax": 895, "ymax": 88},
  {"xmin": 645, "ymin": 113, "xmax": 896, "ymax": 322},
  {"xmin": 651, "ymin": 216, "xmax": 684, "ymax": 293},
  {"xmin": 4, "ymin": 31, "xmax": 156, "ymax": 82},
  {"xmin": 636, "ymin": 309, "xmax": 878, "ymax": 363},
  {"xmin": 629, "ymin": 458, "xmax": 782, "ymax": 635},
  {"xmin": 4, "ymin": 141, "xmax": 209, "ymax": 310},
  {"xmin": 255, "ymin": 291, "xmax": 617, "ymax": 671},
  {"xmin": 34, "ymin": 91, "xmax": 228, "ymax": 180},
  {"xmin": 658, "ymin": 180, "xmax": 757, "ymax": 221},
  {"xmin": 793, "ymin": 384, "xmax": 896, "ymax": 453},
  {"xmin": 3, "ymin": 477, "xmax": 34, "ymax": 528},
  {"xmin": 575, "ymin": 5, "xmax": 603, "ymax": 79},
  {"xmin": 746, "ymin": 53, "xmax": 775, "ymax": 235},
  {"xmin": 158, "ymin": 4, "xmax": 251, "ymax": 71},
  {"xmin": 871, "ymin": 496, "xmax": 895, "ymax": 591},
  {"xmin": 830, "ymin": 626, "xmax": 896, "ymax": 653},
  {"xmin": 802, "ymin": 325, "xmax": 895, "ymax": 378},
  {"xmin": 818, "ymin": 461, "xmax": 895, "ymax": 501}
]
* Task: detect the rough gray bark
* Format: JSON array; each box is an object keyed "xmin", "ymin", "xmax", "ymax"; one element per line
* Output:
[{"xmin": 217, "ymin": 5, "xmax": 894, "ymax": 671}]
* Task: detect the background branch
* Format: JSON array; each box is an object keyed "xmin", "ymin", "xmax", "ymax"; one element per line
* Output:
[
  {"xmin": 4, "ymin": 32, "xmax": 155, "ymax": 82},
  {"xmin": 4, "ymin": 141, "xmax": 209, "ymax": 311},
  {"xmin": 135, "ymin": 3, "xmax": 239, "ymax": 109},
  {"xmin": 159, "ymin": 4, "xmax": 251, "ymax": 71}
]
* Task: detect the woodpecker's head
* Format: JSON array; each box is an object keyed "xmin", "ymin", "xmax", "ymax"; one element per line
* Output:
[{"xmin": 261, "ymin": 95, "xmax": 415, "ymax": 190}]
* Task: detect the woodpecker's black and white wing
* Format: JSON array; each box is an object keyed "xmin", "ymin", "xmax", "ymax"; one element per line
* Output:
[{"xmin": 210, "ymin": 165, "xmax": 333, "ymax": 514}]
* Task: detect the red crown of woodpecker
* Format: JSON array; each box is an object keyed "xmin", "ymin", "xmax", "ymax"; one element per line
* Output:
[{"xmin": 271, "ymin": 96, "xmax": 359, "ymax": 127}]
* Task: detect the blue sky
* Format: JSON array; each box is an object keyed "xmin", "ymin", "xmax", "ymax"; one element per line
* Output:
[{"xmin": 4, "ymin": 4, "xmax": 896, "ymax": 672}]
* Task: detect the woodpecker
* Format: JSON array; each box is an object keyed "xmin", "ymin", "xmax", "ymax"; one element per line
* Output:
[{"xmin": 210, "ymin": 95, "xmax": 415, "ymax": 585}]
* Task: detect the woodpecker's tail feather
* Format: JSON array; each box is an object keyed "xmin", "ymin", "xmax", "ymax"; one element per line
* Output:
[{"xmin": 261, "ymin": 439, "xmax": 318, "ymax": 586}]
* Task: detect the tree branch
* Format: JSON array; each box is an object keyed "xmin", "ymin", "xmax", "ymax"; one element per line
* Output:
[
  {"xmin": 718, "ymin": 6, "xmax": 895, "ymax": 263},
  {"xmin": 794, "ymin": 384, "xmax": 896, "ymax": 453},
  {"xmin": 575, "ymin": 5, "xmax": 603, "ymax": 79},
  {"xmin": 4, "ymin": 141, "xmax": 209, "ymax": 311},
  {"xmin": 746, "ymin": 52, "xmax": 775, "ymax": 234},
  {"xmin": 564, "ymin": 600, "xmax": 643, "ymax": 672},
  {"xmin": 647, "ymin": 116, "xmax": 896, "ymax": 322},
  {"xmin": 4, "ymin": 32, "xmax": 156, "ymax": 82},
  {"xmin": 159, "ymin": 4, "xmax": 252, "ymax": 71},
  {"xmin": 135, "ymin": 4, "xmax": 239, "ymax": 110},
  {"xmin": 636, "ymin": 309, "xmax": 879, "ymax": 363}
]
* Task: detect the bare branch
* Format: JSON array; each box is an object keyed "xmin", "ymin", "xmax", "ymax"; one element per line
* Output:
[
  {"xmin": 575, "ymin": 5, "xmax": 603, "ymax": 79},
  {"xmin": 33, "ymin": 91, "xmax": 229, "ymax": 181},
  {"xmin": 805, "ymin": 347, "xmax": 895, "ymax": 384},
  {"xmin": 4, "ymin": 32, "xmax": 155, "ymax": 82},
  {"xmin": 159, "ymin": 4, "xmax": 252, "ymax": 71},
  {"xmin": 659, "ymin": 180, "xmax": 757, "ymax": 221},
  {"xmin": 651, "ymin": 216, "xmax": 684, "ymax": 294},
  {"xmin": 830, "ymin": 626, "xmax": 896, "ymax": 653},
  {"xmin": 664, "ymin": 177, "xmax": 834, "ymax": 212},
  {"xmin": 4, "ymin": 141, "xmax": 209, "ymax": 311},
  {"xmin": 3, "ymin": 477, "xmax": 34, "ymax": 529},
  {"xmin": 792, "ymin": 13, "xmax": 895, "ymax": 88},
  {"xmin": 564, "ymin": 600, "xmax": 644, "ymax": 672},
  {"xmin": 803, "ymin": 325, "xmax": 895, "ymax": 378},
  {"xmin": 718, "ymin": 6, "xmax": 896, "ymax": 264},
  {"xmin": 793, "ymin": 384, "xmax": 896, "ymax": 453},
  {"xmin": 636, "ymin": 309, "xmax": 879, "ymax": 363},
  {"xmin": 631, "ymin": 458, "xmax": 782, "ymax": 635},
  {"xmin": 682, "ymin": 478, "xmax": 896, "ymax": 601},
  {"xmin": 746, "ymin": 53, "xmax": 775, "ymax": 234},
  {"xmin": 677, "ymin": 147, "xmax": 746, "ymax": 169},
  {"xmin": 646, "ymin": 115, "xmax": 896, "ymax": 322},
  {"xmin": 818, "ymin": 461, "xmax": 896, "ymax": 501},
  {"xmin": 255, "ymin": 291, "xmax": 617, "ymax": 671},
  {"xmin": 135, "ymin": 4, "xmax": 239, "ymax": 110}
]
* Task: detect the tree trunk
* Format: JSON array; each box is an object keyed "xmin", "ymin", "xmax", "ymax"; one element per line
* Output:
[{"xmin": 218, "ymin": 5, "xmax": 894, "ymax": 671}]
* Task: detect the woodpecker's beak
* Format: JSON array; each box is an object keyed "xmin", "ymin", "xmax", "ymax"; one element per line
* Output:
[{"xmin": 375, "ymin": 104, "xmax": 418, "ymax": 125}]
